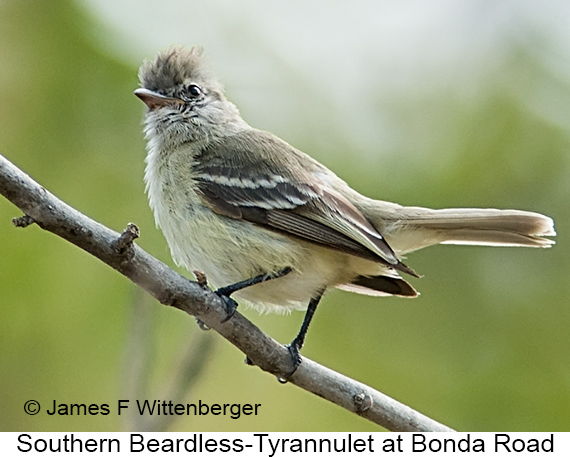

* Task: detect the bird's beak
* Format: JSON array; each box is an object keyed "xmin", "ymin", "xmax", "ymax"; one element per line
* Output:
[{"xmin": 134, "ymin": 88, "xmax": 184, "ymax": 110}]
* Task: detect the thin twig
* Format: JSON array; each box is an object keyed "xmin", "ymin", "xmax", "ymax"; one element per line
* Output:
[
  {"xmin": 122, "ymin": 289, "xmax": 158, "ymax": 431},
  {"xmin": 122, "ymin": 289, "xmax": 216, "ymax": 432},
  {"xmin": 0, "ymin": 152, "xmax": 453, "ymax": 432},
  {"xmin": 115, "ymin": 222, "xmax": 140, "ymax": 257}
]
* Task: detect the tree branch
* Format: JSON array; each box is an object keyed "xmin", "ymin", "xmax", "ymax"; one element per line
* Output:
[{"xmin": 0, "ymin": 152, "xmax": 453, "ymax": 432}]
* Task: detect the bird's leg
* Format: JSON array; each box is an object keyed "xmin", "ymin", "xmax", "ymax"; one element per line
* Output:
[
  {"xmin": 215, "ymin": 266, "xmax": 292, "ymax": 322},
  {"xmin": 278, "ymin": 291, "xmax": 323, "ymax": 383}
]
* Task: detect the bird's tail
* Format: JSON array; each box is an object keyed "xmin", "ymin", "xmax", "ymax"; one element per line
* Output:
[{"xmin": 371, "ymin": 206, "xmax": 555, "ymax": 255}]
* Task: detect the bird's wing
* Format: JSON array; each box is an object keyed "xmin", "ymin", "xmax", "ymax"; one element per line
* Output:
[{"xmin": 193, "ymin": 133, "xmax": 417, "ymax": 277}]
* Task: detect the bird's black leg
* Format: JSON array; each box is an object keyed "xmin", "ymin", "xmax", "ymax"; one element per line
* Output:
[
  {"xmin": 279, "ymin": 291, "xmax": 323, "ymax": 383},
  {"xmin": 215, "ymin": 267, "xmax": 292, "ymax": 322}
]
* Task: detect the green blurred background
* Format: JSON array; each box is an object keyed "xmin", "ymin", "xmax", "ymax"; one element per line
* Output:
[{"xmin": 1, "ymin": 0, "xmax": 569, "ymax": 431}]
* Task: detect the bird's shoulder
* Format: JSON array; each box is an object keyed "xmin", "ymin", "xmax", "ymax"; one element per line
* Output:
[{"xmin": 197, "ymin": 128, "xmax": 331, "ymax": 183}]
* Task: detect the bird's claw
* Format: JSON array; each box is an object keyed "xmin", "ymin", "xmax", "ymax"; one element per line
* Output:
[
  {"xmin": 215, "ymin": 291, "xmax": 238, "ymax": 323},
  {"xmin": 277, "ymin": 340, "xmax": 302, "ymax": 384}
]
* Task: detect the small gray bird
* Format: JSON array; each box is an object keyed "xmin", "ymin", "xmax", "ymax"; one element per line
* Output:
[{"xmin": 135, "ymin": 46, "xmax": 555, "ymax": 377}]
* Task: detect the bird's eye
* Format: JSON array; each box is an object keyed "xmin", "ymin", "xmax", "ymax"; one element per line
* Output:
[{"xmin": 186, "ymin": 84, "xmax": 202, "ymax": 97}]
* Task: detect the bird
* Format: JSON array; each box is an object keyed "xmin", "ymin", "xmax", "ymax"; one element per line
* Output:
[{"xmin": 134, "ymin": 46, "xmax": 555, "ymax": 378}]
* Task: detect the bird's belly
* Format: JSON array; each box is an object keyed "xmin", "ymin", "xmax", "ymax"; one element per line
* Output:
[{"xmin": 155, "ymin": 204, "xmax": 377, "ymax": 312}]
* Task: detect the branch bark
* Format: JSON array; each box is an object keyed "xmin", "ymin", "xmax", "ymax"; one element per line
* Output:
[{"xmin": 0, "ymin": 152, "xmax": 453, "ymax": 432}]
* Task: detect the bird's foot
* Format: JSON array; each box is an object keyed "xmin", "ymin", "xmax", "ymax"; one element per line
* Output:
[
  {"xmin": 215, "ymin": 290, "xmax": 239, "ymax": 323},
  {"xmin": 277, "ymin": 338, "xmax": 303, "ymax": 384}
]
